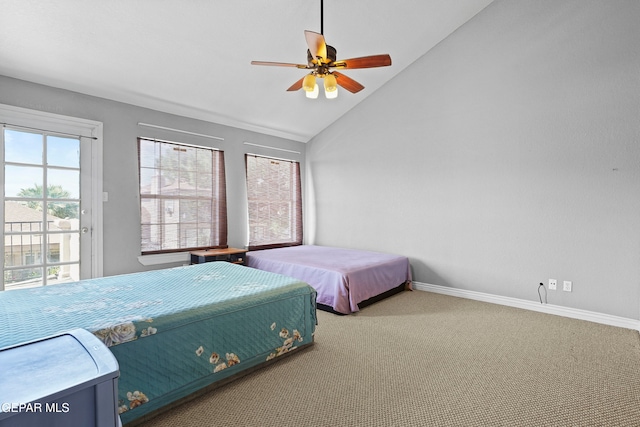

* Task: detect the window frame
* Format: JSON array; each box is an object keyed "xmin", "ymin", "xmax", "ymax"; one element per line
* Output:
[
  {"xmin": 138, "ymin": 137, "xmax": 227, "ymax": 255},
  {"xmin": 245, "ymin": 153, "xmax": 303, "ymax": 251}
]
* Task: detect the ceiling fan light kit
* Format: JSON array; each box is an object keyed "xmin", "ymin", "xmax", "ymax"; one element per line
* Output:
[
  {"xmin": 306, "ymin": 84, "xmax": 319, "ymax": 99},
  {"xmin": 251, "ymin": 0, "xmax": 391, "ymax": 100},
  {"xmin": 324, "ymin": 74, "xmax": 337, "ymax": 93},
  {"xmin": 302, "ymin": 74, "xmax": 316, "ymax": 92}
]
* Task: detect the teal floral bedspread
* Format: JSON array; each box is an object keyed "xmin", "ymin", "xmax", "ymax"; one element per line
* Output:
[{"xmin": 0, "ymin": 262, "xmax": 317, "ymax": 424}]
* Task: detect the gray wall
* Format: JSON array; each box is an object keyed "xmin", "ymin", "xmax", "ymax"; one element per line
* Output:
[
  {"xmin": 0, "ymin": 75, "xmax": 305, "ymax": 276},
  {"xmin": 306, "ymin": 0, "xmax": 640, "ymax": 319}
]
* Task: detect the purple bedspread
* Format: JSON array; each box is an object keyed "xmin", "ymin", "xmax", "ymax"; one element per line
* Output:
[{"xmin": 246, "ymin": 245, "xmax": 411, "ymax": 314}]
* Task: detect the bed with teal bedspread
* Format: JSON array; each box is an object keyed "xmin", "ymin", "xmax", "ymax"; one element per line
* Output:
[{"xmin": 0, "ymin": 262, "xmax": 317, "ymax": 425}]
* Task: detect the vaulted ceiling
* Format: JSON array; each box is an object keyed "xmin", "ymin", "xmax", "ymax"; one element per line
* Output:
[{"xmin": 0, "ymin": 1, "xmax": 494, "ymax": 142}]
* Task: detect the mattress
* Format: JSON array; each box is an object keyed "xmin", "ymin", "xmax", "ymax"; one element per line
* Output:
[
  {"xmin": 246, "ymin": 245, "xmax": 411, "ymax": 314},
  {"xmin": 0, "ymin": 262, "xmax": 317, "ymax": 424}
]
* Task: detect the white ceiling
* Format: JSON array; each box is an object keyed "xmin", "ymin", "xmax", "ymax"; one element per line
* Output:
[{"xmin": 0, "ymin": 0, "xmax": 494, "ymax": 142}]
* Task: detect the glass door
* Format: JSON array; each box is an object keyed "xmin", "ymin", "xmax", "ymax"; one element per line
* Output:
[{"xmin": 2, "ymin": 126, "xmax": 91, "ymax": 290}]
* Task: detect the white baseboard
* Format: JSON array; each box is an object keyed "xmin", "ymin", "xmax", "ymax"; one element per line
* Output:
[{"xmin": 412, "ymin": 281, "xmax": 640, "ymax": 331}]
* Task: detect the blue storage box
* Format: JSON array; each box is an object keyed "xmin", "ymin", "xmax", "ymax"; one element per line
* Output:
[{"xmin": 0, "ymin": 328, "xmax": 120, "ymax": 427}]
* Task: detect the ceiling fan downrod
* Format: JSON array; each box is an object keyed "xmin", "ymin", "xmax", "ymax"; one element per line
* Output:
[{"xmin": 320, "ymin": 0, "xmax": 324, "ymax": 35}]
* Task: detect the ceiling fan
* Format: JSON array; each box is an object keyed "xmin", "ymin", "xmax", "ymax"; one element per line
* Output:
[{"xmin": 250, "ymin": 0, "xmax": 392, "ymax": 99}]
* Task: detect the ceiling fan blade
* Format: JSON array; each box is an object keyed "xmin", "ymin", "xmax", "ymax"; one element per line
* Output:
[
  {"xmin": 304, "ymin": 30, "xmax": 327, "ymax": 63},
  {"xmin": 286, "ymin": 76, "xmax": 305, "ymax": 92},
  {"xmin": 333, "ymin": 71, "xmax": 364, "ymax": 93},
  {"xmin": 251, "ymin": 61, "xmax": 308, "ymax": 69},
  {"xmin": 331, "ymin": 54, "xmax": 392, "ymax": 69}
]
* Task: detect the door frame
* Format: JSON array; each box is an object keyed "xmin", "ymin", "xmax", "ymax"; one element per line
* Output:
[{"xmin": 0, "ymin": 103, "xmax": 103, "ymax": 286}]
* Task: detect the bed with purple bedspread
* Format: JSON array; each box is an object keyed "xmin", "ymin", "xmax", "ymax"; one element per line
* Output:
[{"xmin": 246, "ymin": 245, "xmax": 411, "ymax": 314}]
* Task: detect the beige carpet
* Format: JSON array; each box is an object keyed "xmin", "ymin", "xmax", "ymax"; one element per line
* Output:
[{"xmin": 135, "ymin": 291, "xmax": 640, "ymax": 426}]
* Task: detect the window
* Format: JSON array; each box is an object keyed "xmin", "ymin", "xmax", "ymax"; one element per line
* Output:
[
  {"xmin": 1, "ymin": 103, "xmax": 103, "ymax": 291},
  {"xmin": 245, "ymin": 154, "xmax": 302, "ymax": 250},
  {"xmin": 138, "ymin": 138, "xmax": 227, "ymax": 254}
]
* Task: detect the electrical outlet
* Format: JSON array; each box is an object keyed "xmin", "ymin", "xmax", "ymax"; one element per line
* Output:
[
  {"xmin": 548, "ymin": 279, "xmax": 557, "ymax": 290},
  {"xmin": 563, "ymin": 281, "xmax": 572, "ymax": 292}
]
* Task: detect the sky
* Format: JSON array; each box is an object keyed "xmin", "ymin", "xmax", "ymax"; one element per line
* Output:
[{"xmin": 4, "ymin": 128, "xmax": 80, "ymax": 199}]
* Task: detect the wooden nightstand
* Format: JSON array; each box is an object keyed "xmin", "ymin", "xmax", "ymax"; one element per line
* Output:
[{"xmin": 190, "ymin": 248, "xmax": 248, "ymax": 265}]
